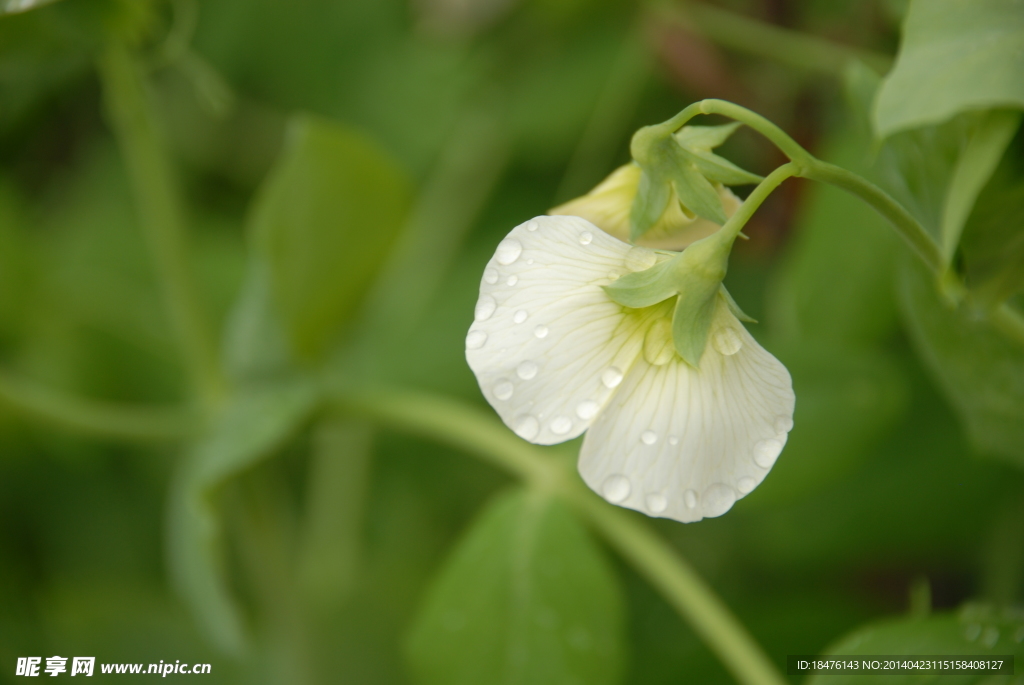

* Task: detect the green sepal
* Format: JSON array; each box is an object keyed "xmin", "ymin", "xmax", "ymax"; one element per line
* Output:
[
  {"xmin": 674, "ymin": 123, "xmax": 765, "ymax": 186},
  {"xmin": 720, "ymin": 285, "xmax": 757, "ymax": 323},
  {"xmin": 602, "ymin": 259, "xmax": 679, "ymax": 309},
  {"xmin": 666, "ymin": 159, "xmax": 729, "ymax": 226},
  {"xmin": 629, "ymin": 170, "xmax": 672, "ymax": 241},
  {"xmin": 672, "ymin": 282, "xmax": 721, "ymax": 368}
]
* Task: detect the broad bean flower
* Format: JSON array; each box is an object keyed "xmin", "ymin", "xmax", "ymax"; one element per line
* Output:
[{"xmin": 465, "ymin": 215, "xmax": 794, "ymax": 522}]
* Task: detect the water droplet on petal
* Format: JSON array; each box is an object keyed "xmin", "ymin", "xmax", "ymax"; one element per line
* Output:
[
  {"xmin": 645, "ymin": 492, "xmax": 667, "ymax": 513},
  {"xmin": 493, "ymin": 380, "xmax": 513, "ymax": 400},
  {"xmin": 550, "ymin": 416, "xmax": 572, "ymax": 435},
  {"xmin": 483, "ymin": 268, "xmax": 498, "ymax": 284},
  {"xmin": 601, "ymin": 367, "xmax": 623, "ymax": 388},
  {"xmin": 466, "ymin": 330, "xmax": 487, "ymax": 349},
  {"xmin": 669, "ymin": 436, "xmax": 679, "ymax": 446},
  {"xmin": 601, "ymin": 474, "xmax": 631, "ymax": 503},
  {"xmin": 641, "ymin": 430, "xmax": 658, "ymax": 445},
  {"xmin": 495, "ymin": 238, "xmax": 522, "ymax": 265},
  {"xmin": 507, "ymin": 275, "xmax": 518, "ymax": 286},
  {"xmin": 754, "ymin": 438, "xmax": 783, "ymax": 468},
  {"xmin": 607, "ymin": 272, "xmax": 619, "ymax": 281},
  {"xmin": 534, "ymin": 325, "xmax": 549, "ymax": 339},
  {"xmin": 624, "ymin": 246, "xmax": 657, "ymax": 272},
  {"xmin": 514, "ymin": 415, "xmax": 539, "ymax": 440},
  {"xmin": 684, "ymin": 490, "xmax": 698, "ymax": 509},
  {"xmin": 526, "ymin": 221, "xmax": 538, "ymax": 231},
  {"xmin": 702, "ymin": 484, "xmax": 736, "ymax": 517},
  {"xmin": 712, "ymin": 327, "xmax": 743, "ymax": 356},
  {"xmin": 736, "ymin": 477, "xmax": 756, "ymax": 494},
  {"xmin": 513, "ymin": 309, "xmax": 528, "ymax": 324},
  {"xmin": 527, "ymin": 259, "xmax": 534, "ymax": 265},
  {"xmin": 475, "ymin": 295, "xmax": 496, "ymax": 321},
  {"xmin": 575, "ymin": 400, "xmax": 599, "ymax": 420},
  {"xmin": 579, "ymin": 231, "xmax": 593, "ymax": 245},
  {"xmin": 775, "ymin": 415, "xmax": 794, "ymax": 433},
  {"xmin": 516, "ymin": 361, "xmax": 538, "ymax": 380}
]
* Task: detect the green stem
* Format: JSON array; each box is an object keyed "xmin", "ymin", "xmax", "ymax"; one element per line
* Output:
[
  {"xmin": 333, "ymin": 384, "xmax": 787, "ymax": 685},
  {"xmin": 98, "ymin": 43, "xmax": 225, "ymax": 409},
  {"xmin": 0, "ymin": 368, "xmax": 200, "ymax": 441},
  {"xmin": 653, "ymin": 1, "xmax": 892, "ymax": 77},
  {"xmin": 719, "ymin": 162, "xmax": 797, "ymax": 243}
]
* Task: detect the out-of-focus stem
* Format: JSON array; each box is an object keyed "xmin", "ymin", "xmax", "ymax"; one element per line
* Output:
[
  {"xmin": 652, "ymin": 1, "xmax": 892, "ymax": 76},
  {"xmin": 333, "ymin": 384, "xmax": 788, "ymax": 685},
  {"xmin": 0, "ymin": 368, "xmax": 199, "ymax": 441},
  {"xmin": 98, "ymin": 43, "xmax": 225, "ymax": 409}
]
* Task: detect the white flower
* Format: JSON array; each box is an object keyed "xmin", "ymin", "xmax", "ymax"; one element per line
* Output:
[{"xmin": 465, "ymin": 215, "xmax": 794, "ymax": 522}]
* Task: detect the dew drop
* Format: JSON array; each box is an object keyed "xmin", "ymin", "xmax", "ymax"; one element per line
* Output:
[
  {"xmin": 527, "ymin": 259, "xmax": 534, "ymax": 265},
  {"xmin": 513, "ymin": 415, "xmax": 539, "ymax": 440},
  {"xmin": 579, "ymin": 231, "xmax": 593, "ymax": 245},
  {"xmin": 607, "ymin": 272, "xmax": 619, "ymax": 281},
  {"xmin": 669, "ymin": 436, "xmax": 679, "ymax": 446},
  {"xmin": 775, "ymin": 415, "xmax": 794, "ymax": 433},
  {"xmin": 576, "ymin": 400, "xmax": 599, "ymax": 420},
  {"xmin": 712, "ymin": 327, "xmax": 743, "ymax": 356},
  {"xmin": 526, "ymin": 220, "xmax": 539, "ymax": 232},
  {"xmin": 550, "ymin": 416, "xmax": 572, "ymax": 435},
  {"xmin": 601, "ymin": 367, "xmax": 623, "ymax": 388},
  {"xmin": 702, "ymin": 483, "xmax": 736, "ymax": 517},
  {"xmin": 737, "ymin": 477, "xmax": 756, "ymax": 494},
  {"xmin": 684, "ymin": 489, "xmax": 698, "ymax": 509},
  {"xmin": 495, "ymin": 238, "xmax": 523, "ymax": 265},
  {"xmin": 474, "ymin": 295, "xmax": 496, "ymax": 321},
  {"xmin": 534, "ymin": 325, "xmax": 549, "ymax": 339},
  {"xmin": 645, "ymin": 492, "xmax": 667, "ymax": 513},
  {"xmin": 624, "ymin": 246, "xmax": 657, "ymax": 272},
  {"xmin": 513, "ymin": 309, "xmax": 528, "ymax": 324},
  {"xmin": 641, "ymin": 430, "xmax": 658, "ymax": 445},
  {"xmin": 466, "ymin": 330, "xmax": 487, "ymax": 349},
  {"xmin": 601, "ymin": 474, "xmax": 631, "ymax": 503},
  {"xmin": 493, "ymin": 380, "xmax": 513, "ymax": 400},
  {"xmin": 982, "ymin": 626, "xmax": 1000, "ymax": 648},
  {"xmin": 507, "ymin": 275, "xmax": 518, "ymax": 286},
  {"xmin": 516, "ymin": 361, "xmax": 538, "ymax": 380},
  {"xmin": 753, "ymin": 439, "xmax": 783, "ymax": 468},
  {"xmin": 483, "ymin": 268, "xmax": 498, "ymax": 284}
]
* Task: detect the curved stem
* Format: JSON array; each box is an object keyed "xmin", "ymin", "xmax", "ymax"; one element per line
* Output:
[
  {"xmin": 0, "ymin": 369, "xmax": 200, "ymax": 442},
  {"xmin": 332, "ymin": 384, "xmax": 787, "ymax": 685},
  {"xmin": 719, "ymin": 163, "xmax": 797, "ymax": 243},
  {"xmin": 98, "ymin": 43, "xmax": 226, "ymax": 410}
]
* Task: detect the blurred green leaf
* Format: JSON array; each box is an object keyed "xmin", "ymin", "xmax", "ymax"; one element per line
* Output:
[
  {"xmin": 874, "ymin": 0, "xmax": 1024, "ymax": 137},
  {"xmin": 808, "ymin": 604, "xmax": 1024, "ymax": 685},
  {"xmin": 221, "ymin": 258, "xmax": 293, "ymax": 382},
  {"xmin": 899, "ymin": 258, "xmax": 1024, "ymax": 465},
  {"xmin": 250, "ymin": 114, "xmax": 413, "ymax": 362},
  {"xmin": 768, "ymin": 117, "xmax": 899, "ymax": 346},
  {"xmin": 406, "ymin": 489, "xmax": 626, "ymax": 685},
  {"xmin": 961, "ymin": 162, "xmax": 1024, "ymax": 306},
  {"xmin": 167, "ymin": 379, "xmax": 318, "ymax": 655},
  {"xmin": 750, "ymin": 342, "xmax": 908, "ymax": 505}
]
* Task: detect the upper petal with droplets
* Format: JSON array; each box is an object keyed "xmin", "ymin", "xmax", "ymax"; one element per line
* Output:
[
  {"xmin": 466, "ymin": 215, "xmax": 666, "ymax": 445},
  {"xmin": 577, "ymin": 298, "xmax": 795, "ymax": 522}
]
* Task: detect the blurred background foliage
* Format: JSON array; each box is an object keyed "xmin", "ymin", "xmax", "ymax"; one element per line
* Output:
[{"xmin": 1, "ymin": 0, "xmax": 1023, "ymax": 683}]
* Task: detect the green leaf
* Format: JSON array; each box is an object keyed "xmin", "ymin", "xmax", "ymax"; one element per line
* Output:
[
  {"xmin": 406, "ymin": 489, "xmax": 626, "ymax": 685},
  {"xmin": 673, "ymin": 123, "xmax": 764, "ymax": 187},
  {"xmin": 250, "ymin": 114, "xmax": 413, "ymax": 362},
  {"xmin": 874, "ymin": 0, "xmax": 1024, "ymax": 136},
  {"xmin": 961, "ymin": 160, "xmax": 1024, "ymax": 306},
  {"xmin": 899, "ymin": 258, "xmax": 1024, "ymax": 466},
  {"xmin": 629, "ymin": 171, "xmax": 672, "ymax": 241},
  {"xmin": 939, "ymin": 110, "xmax": 1021, "ymax": 262},
  {"xmin": 166, "ymin": 379, "xmax": 318, "ymax": 654},
  {"xmin": 808, "ymin": 604, "xmax": 1024, "ymax": 685}
]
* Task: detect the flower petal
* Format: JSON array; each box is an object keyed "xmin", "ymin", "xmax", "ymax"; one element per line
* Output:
[
  {"xmin": 577, "ymin": 298, "xmax": 794, "ymax": 522},
  {"xmin": 466, "ymin": 215, "xmax": 667, "ymax": 445}
]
